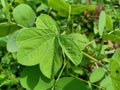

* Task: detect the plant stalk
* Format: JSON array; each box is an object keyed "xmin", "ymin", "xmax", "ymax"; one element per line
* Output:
[
  {"xmin": 69, "ymin": 73, "xmax": 104, "ymax": 89},
  {"xmin": 81, "ymin": 51, "xmax": 108, "ymax": 70}
]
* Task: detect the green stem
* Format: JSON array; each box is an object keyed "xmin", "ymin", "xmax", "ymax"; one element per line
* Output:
[
  {"xmin": 56, "ymin": 59, "xmax": 67, "ymax": 81},
  {"xmin": 81, "ymin": 51, "xmax": 108, "ymax": 70},
  {"xmin": 81, "ymin": 51, "xmax": 98, "ymax": 62},
  {"xmin": 67, "ymin": 5, "xmax": 72, "ymax": 32},
  {"xmin": 51, "ymin": 55, "xmax": 67, "ymax": 90},
  {"xmin": 69, "ymin": 74, "xmax": 104, "ymax": 89},
  {"xmin": 97, "ymin": 39, "xmax": 104, "ymax": 57}
]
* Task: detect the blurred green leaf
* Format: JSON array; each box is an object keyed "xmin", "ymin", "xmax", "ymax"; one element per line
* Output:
[
  {"xmin": 109, "ymin": 48, "xmax": 120, "ymax": 90},
  {"xmin": 106, "ymin": 14, "xmax": 113, "ymax": 30},
  {"xmin": 37, "ymin": 3, "xmax": 48, "ymax": 12},
  {"xmin": 89, "ymin": 67, "xmax": 106, "ymax": 83},
  {"xmin": 13, "ymin": 4, "xmax": 36, "ymax": 27},
  {"xmin": 71, "ymin": 66, "xmax": 84, "ymax": 75},
  {"xmin": 109, "ymin": 59, "xmax": 120, "ymax": 90},
  {"xmin": 14, "ymin": 0, "xmax": 25, "ymax": 4},
  {"xmin": 1, "ymin": 0, "xmax": 11, "ymax": 22},
  {"xmin": 112, "ymin": 48, "xmax": 120, "ymax": 60},
  {"xmin": 98, "ymin": 11, "xmax": 106, "ymax": 36},
  {"xmin": 71, "ymin": 5, "xmax": 96, "ymax": 15},
  {"xmin": 103, "ymin": 30, "xmax": 120, "ymax": 42},
  {"xmin": 100, "ymin": 76, "xmax": 114, "ymax": 90},
  {"xmin": 48, "ymin": 0, "xmax": 96, "ymax": 16},
  {"xmin": 48, "ymin": 0, "xmax": 69, "ymax": 17}
]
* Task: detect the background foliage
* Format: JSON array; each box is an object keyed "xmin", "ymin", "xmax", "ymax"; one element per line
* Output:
[{"xmin": 0, "ymin": 0, "xmax": 120, "ymax": 90}]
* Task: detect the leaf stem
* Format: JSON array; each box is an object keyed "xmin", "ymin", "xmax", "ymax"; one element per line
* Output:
[
  {"xmin": 51, "ymin": 54, "xmax": 67, "ymax": 90},
  {"xmin": 56, "ymin": 59, "xmax": 67, "ymax": 81},
  {"xmin": 69, "ymin": 73, "xmax": 104, "ymax": 89},
  {"xmin": 81, "ymin": 51, "xmax": 98, "ymax": 62},
  {"xmin": 97, "ymin": 39, "xmax": 104, "ymax": 57},
  {"xmin": 67, "ymin": 5, "xmax": 72, "ymax": 32},
  {"xmin": 81, "ymin": 51, "xmax": 108, "ymax": 70}
]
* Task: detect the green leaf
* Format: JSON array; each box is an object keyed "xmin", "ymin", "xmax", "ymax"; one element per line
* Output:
[
  {"xmin": 48, "ymin": 0, "xmax": 69, "ymax": 17},
  {"xmin": 37, "ymin": 3, "xmax": 48, "ymax": 12},
  {"xmin": 20, "ymin": 65, "xmax": 54, "ymax": 90},
  {"xmin": 0, "ymin": 22, "xmax": 21, "ymax": 37},
  {"xmin": 66, "ymin": 33, "xmax": 88, "ymax": 50},
  {"xmin": 17, "ymin": 14, "xmax": 62, "ymax": 78},
  {"xmin": 1, "ymin": 0, "xmax": 11, "ymax": 21},
  {"xmin": 113, "ymin": 30, "xmax": 120, "ymax": 37},
  {"xmin": 36, "ymin": 14, "xmax": 58, "ymax": 34},
  {"xmin": 89, "ymin": 67, "xmax": 106, "ymax": 83},
  {"xmin": 55, "ymin": 77, "xmax": 90, "ymax": 90},
  {"xmin": 48, "ymin": 0, "xmax": 96, "ymax": 16},
  {"xmin": 71, "ymin": 66, "xmax": 84, "ymax": 75},
  {"xmin": 1, "ymin": 0, "xmax": 8, "ymax": 12},
  {"xmin": 59, "ymin": 33, "xmax": 88, "ymax": 66},
  {"xmin": 71, "ymin": 5, "xmax": 96, "ymax": 15},
  {"xmin": 39, "ymin": 38, "xmax": 62, "ymax": 77},
  {"xmin": 38, "ymin": 38, "xmax": 61, "ymax": 78},
  {"xmin": 103, "ymin": 33, "xmax": 118, "ymax": 42},
  {"xmin": 13, "ymin": 4, "xmax": 36, "ymax": 27},
  {"xmin": 0, "ymin": 36, "xmax": 8, "ymax": 47},
  {"xmin": 53, "ymin": 44, "xmax": 63, "ymax": 75},
  {"xmin": 109, "ymin": 48, "xmax": 120, "ymax": 90},
  {"xmin": 103, "ymin": 30, "xmax": 120, "ymax": 42},
  {"xmin": 109, "ymin": 59, "xmax": 120, "ymax": 90},
  {"xmin": 17, "ymin": 28, "xmax": 60, "ymax": 78},
  {"xmin": 106, "ymin": 14, "xmax": 113, "ymax": 30},
  {"xmin": 100, "ymin": 76, "xmax": 114, "ymax": 90},
  {"xmin": 14, "ymin": 0, "xmax": 25, "ymax": 4},
  {"xmin": 112, "ymin": 48, "xmax": 120, "ymax": 60},
  {"xmin": 98, "ymin": 11, "xmax": 106, "ymax": 36},
  {"xmin": 48, "ymin": 0, "xmax": 69, "ymax": 11}
]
